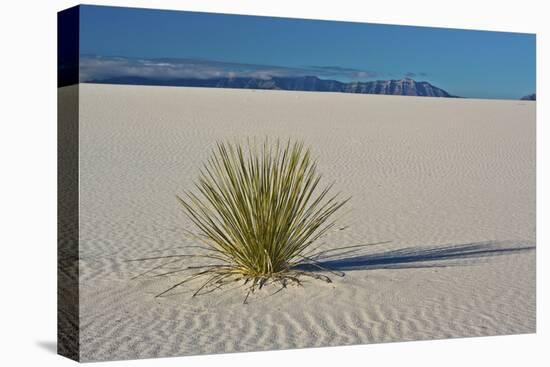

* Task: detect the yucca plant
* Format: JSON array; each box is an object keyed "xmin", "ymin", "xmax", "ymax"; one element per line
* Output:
[{"xmin": 131, "ymin": 138, "xmax": 350, "ymax": 302}]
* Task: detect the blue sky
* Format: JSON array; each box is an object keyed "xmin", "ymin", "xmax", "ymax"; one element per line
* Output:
[{"xmin": 79, "ymin": 5, "xmax": 536, "ymax": 99}]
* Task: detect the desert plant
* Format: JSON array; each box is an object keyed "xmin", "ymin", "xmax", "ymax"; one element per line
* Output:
[{"xmin": 132, "ymin": 138, "xmax": 350, "ymax": 302}]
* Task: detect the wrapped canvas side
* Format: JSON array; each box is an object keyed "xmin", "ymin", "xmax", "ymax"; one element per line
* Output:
[{"xmin": 57, "ymin": 5, "xmax": 80, "ymax": 362}]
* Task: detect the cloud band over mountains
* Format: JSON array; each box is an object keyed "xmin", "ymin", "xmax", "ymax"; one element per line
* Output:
[{"xmin": 79, "ymin": 55, "xmax": 425, "ymax": 83}]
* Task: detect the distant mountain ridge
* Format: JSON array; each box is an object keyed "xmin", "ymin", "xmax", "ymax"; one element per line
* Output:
[
  {"xmin": 520, "ymin": 93, "xmax": 536, "ymax": 101},
  {"xmin": 87, "ymin": 75, "xmax": 459, "ymax": 98}
]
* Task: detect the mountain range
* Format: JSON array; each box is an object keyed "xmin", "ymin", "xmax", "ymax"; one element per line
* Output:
[
  {"xmin": 87, "ymin": 75, "xmax": 459, "ymax": 98},
  {"xmin": 520, "ymin": 93, "xmax": 536, "ymax": 101}
]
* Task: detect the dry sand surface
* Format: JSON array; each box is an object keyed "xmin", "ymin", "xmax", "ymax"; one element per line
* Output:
[{"xmin": 70, "ymin": 84, "xmax": 535, "ymax": 361}]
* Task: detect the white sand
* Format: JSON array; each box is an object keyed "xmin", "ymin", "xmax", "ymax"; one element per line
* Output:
[{"xmin": 73, "ymin": 84, "xmax": 535, "ymax": 361}]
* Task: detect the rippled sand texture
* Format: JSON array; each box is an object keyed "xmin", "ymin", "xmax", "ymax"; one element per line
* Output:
[{"xmin": 76, "ymin": 84, "xmax": 535, "ymax": 361}]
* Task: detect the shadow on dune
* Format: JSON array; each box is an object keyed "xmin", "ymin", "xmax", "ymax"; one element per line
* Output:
[{"xmin": 298, "ymin": 241, "xmax": 534, "ymax": 272}]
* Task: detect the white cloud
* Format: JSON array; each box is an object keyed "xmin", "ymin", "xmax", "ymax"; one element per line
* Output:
[{"xmin": 79, "ymin": 55, "xmax": 380, "ymax": 82}]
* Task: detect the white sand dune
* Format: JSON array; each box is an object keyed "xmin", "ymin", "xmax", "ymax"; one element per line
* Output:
[{"xmin": 72, "ymin": 84, "xmax": 535, "ymax": 361}]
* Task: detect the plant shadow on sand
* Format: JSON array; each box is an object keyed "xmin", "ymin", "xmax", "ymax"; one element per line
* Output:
[
  {"xmin": 296, "ymin": 240, "xmax": 534, "ymax": 273},
  {"xmin": 138, "ymin": 240, "xmax": 534, "ymax": 303}
]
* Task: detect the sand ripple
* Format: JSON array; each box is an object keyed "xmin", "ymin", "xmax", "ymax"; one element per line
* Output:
[{"xmin": 74, "ymin": 85, "xmax": 535, "ymax": 361}]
